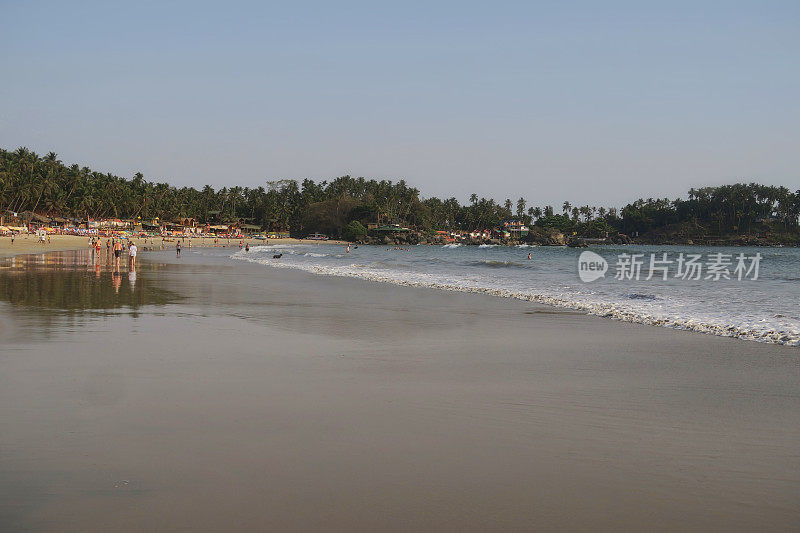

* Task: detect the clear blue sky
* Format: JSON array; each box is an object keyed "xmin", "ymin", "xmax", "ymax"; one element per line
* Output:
[{"xmin": 1, "ymin": 0, "xmax": 798, "ymax": 208}]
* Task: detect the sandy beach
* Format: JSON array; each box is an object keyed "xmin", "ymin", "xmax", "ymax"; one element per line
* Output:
[
  {"xmin": 0, "ymin": 234, "xmax": 91, "ymax": 259},
  {"xmin": 0, "ymin": 234, "xmax": 346, "ymax": 260},
  {"xmin": 0, "ymin": 248, "xmax": 798, "ymax": 532}
]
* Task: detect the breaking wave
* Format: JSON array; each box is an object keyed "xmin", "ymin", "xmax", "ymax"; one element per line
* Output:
[
  {"xmin": 471, "ymin": 260, "xmax": 524, "ymax": 268},
  {"xmin": 626, "ymin": 293, "xmax": 660, "ymax": 300},
  {"xmin": 230, "ymin": 247, "xmax": 799, "ymax": 347}
]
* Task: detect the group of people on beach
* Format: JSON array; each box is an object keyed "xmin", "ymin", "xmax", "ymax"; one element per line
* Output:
[
  {"xmin": 82, "ymin": 237, "xmax": 140, "ymax": 293},
  {"xmin": 89, "ymin": 237, "xmax": 136, "ymax": 268},
  {"xmin": 84, "ymin": 235, "xmax": 251, "ymax": 264}
]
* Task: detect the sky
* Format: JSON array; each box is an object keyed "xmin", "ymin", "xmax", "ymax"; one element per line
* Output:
[{"xmin": 1, "ymin": 0, "xmax": 799, "ymax": 209}]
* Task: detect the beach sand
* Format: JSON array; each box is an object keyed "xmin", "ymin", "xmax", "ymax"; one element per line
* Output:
[
  {"xmin": 0, "ymin": 249, "xmax": 798, "ymax": 532},
  {"xmin": 0, "ymin": 234, "xmax": 91, "ymax": 259},
  {"xmin": 0, "ymin": 234, "xmax": 345, "ymax": 259}
]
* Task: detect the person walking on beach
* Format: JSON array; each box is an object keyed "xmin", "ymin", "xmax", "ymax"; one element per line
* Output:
[
  {"xmin": 113, "ymin": 239, "xmax": 123, "ymax": 268},
  {"xmin": 10, "ymin": 233, "xmax": 14, "ymax": 245},
  {"xmin": 176, "ymin": 240, "xmax": 181, "ymax": 257},
  {"xmin": 129, "ymin": 241, "xmax": 137, "ymax": 268}
]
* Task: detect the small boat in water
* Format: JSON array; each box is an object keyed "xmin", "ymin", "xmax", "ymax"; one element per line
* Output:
[{"xmin": 306, "ymin": 233, "xmax": 329, "ymax": 241}]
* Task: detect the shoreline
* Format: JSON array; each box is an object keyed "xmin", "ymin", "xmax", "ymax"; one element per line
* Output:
[
  {"xmin": 0, "ymin": 248, "xmax": 797, "ymax": 531},
  {"xmin": 3, "ymin": 241, "xmax": 797, "ymax": 347},
  {"xmin": 0, "ymin": 234, "xmax": 347, "ymax": 260},
  {"xmin": 2, "ymin": 234, "xmax": 795, "ymax": 264},
  {"xmin": 231, "ymin": 245, "xmax": 800, "ymax": 347}
]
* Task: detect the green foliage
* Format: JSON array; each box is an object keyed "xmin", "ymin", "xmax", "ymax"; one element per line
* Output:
[
  {"xmin": 535, "ymin": 214, "xmax": 574, "ymax": 232},
  {"xmin": 1, "ymin": 146, "xmax": 798, "ymax": 240},
  {"xmin": 580, "ymin": 218, "xmax": 613, "ymax": 238},
  {"xmin": 301, "ymin": 195, "xmax": 361, "ymax": 237},
  {"xmin": 342, "ymin": 220, "xmax": 367, "ymax": 241}
]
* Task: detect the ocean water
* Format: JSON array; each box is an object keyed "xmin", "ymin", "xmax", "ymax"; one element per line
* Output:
[{"xmin": 229, "ymin": 243, "xmax": 800, "ymax": 346}]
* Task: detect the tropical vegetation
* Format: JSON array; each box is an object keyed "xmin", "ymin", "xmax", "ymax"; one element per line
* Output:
[{"xmin": 1, "ymin": 147, "xmax": 799, "ymax": 243}]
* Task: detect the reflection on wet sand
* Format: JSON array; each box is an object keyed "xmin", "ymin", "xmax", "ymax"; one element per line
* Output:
[{"xmin": 0, "ymin": 250, "xmax": 178, "ymax": 338}]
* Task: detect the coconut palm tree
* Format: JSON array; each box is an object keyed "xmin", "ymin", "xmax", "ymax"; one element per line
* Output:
[{"xmin": 516, "ymin": 197, "xmax": 526, "ymax": 217}]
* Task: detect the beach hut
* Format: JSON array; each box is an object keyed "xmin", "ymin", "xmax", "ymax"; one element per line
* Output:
[
  {"xmin": 239, "ymin": 224, "xmax": 261, "ymax": 235},
  {"xmin": 501, "ymin": 219, "xmax": 530, "ymax": 238}
]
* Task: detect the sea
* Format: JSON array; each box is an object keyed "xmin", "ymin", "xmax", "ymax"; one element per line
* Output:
[{"xmin": 227, "ymin": 242, "xmax": 800, "ymax": 346}]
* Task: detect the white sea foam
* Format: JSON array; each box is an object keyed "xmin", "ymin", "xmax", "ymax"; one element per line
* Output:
[{"xmin": 230, "ymin": 245, "xmax": 800, "ymax": 347}]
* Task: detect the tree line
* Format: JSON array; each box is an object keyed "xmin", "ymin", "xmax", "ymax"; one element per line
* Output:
[{"xmin": 1, "ymin": 147, "xmax": 798, "ymax": 240}]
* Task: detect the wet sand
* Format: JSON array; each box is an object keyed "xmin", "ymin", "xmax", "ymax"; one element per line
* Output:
[
  {"xmin": 0, "ymin": 235, "xmax": 346, "ymax": 260},
  {"xmin": 0, "ymin": 249, "xmax": 798, "ymax": 531}
]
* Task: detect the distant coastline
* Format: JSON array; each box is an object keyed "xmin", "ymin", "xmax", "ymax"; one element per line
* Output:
[{"xmin": 2, "ymin": 147, "xmax": 799, "ymax": 247}]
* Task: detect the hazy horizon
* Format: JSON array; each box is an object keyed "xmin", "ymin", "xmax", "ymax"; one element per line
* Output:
[{"xmin": 2, "ymin": 1, "xmax": 798, "ymax": 208}]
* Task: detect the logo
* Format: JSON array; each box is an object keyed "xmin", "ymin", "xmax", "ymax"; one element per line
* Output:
[
  {"xmin": 577, "ymin": 251, "xmax": 761, "ymax": 282},
  {"xmin": 578, "ymin": 251, "xmax": 608, "ymax": 282}
]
